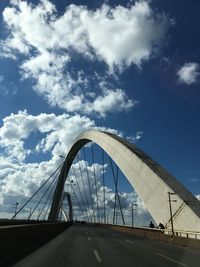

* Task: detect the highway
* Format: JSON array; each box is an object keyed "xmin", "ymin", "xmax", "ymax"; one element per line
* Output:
[{"xmin": 13, "ymin": 224, "xmax": 200, "ymax": 267}]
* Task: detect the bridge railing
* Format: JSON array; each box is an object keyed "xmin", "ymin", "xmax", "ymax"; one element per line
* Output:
[
  {"xmin": 93, "ymin": 222, "xmax": 200, "ymax": 240},
  {"xmin": 164, "ymin": 229, "xmax": 200, "ymax": 240},
  {"xmin": 110, "ymin": 223, "xmax": 200, "ymax": 240}
]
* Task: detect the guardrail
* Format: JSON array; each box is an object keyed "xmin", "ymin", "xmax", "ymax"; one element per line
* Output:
[
  {"xmin": 0, "ymin": 218, "xmax": 51, "ymax": 226},
  {"xmin": 164, "ymin": 229, "xmax": 200, "ymax": 240},
  {"xmin": 95, "ymin": 223, "xmax": 200, "ymax": 240},
  {"xmin": 93, "ymin": 223, "xmax": 200, "ymax": 250},
  {"xmin": 0, "ymin": 221, "xmax": 72, "ymax": 266}
]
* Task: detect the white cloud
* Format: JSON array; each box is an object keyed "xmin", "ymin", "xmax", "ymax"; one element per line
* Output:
[
  {"xmin": 0, "ymin": 109, "xmax": 125, "ymax": 161},
  {"xmin": 177, "ymin": 62, "xmax": 200, "ymax": 85},
  {"xmin": 0, "ymin": 110, "xmax": 146, "ymax": 222},
  {"xmin": 83, "ymin": 2, "xmax": 170, "ymax": 70},
  {"xmin": 1, "ymin": 0, "xmax": 171, "ymax": 116},
  {"xmin": 85, "ymin": 88, "xmax": 137, "ymax": 117},
  {"xmin": 66, "ymin": 160, "xmax": 149, "ymax": 225},
  {"xmin": 2, "ymin": 0, "xmax": 171, "ymax": 68},
  {"xmin": 196, "ymin": 195, "xmax": 200, "ymax": 201},
  {"xmin": 0, "ymin": 75, "xmax": 17, "ymax": 95},
  {"xmin": 0, "ymin": 110, "xmax": 118, "ymax": 205},
  {"xmin": 127, "ymin": 130, "xmax": 143, "ymax": 143},
  {"xmin": 0, "ymin": 110, "xmax": 95, "ymax": 160},
  {"xmin": 3, "ymin": 0, "xmax": 171, "ymax": 67}
]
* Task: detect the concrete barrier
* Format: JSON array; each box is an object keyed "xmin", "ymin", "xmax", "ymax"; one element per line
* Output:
[
  {"xmin": 97, "ymin": 224, "xmax": 200, "ymax": 250},
  {"xmin": 0, "ymin": 218, "xmax": 50, "ymax": 226},
  {"xmin": 0, "ymin": 221, "xmax": 72, "ymax": 266}
]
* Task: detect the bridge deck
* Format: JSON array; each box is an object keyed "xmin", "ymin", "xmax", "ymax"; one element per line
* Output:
[{"xmin": 12, "ymin": 224, "xmax": 200, "ymax": 267}]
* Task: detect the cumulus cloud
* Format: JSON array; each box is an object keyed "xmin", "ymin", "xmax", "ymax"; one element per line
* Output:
[
  {"xmin": 0, "ymin": 109, "xmax": 116, "ymax": 161},
  {"xmin": 0, "ymin": 75, "xmax": 17, "ymax": 95},
  {"xmin": 0, "ymin": 110, "xmax": 146, "ymax": 222},
  {"xmin": 127, "ymin": 131, "xmax": 143, "ymax": 143},
  {"xmin": 2, "ymin": 0, "xmax": 171, "ymax": 68},
  {"xmin": 0, "ymin": 110, "xmax": 109, "ymax": 215},
  {"xmin": 0, "ymin": 111, "xmax": 108, "ymax": 193},
  {"xmin": 177, "ymin": 62, "xmax": 200, "ymax": 85},
  {"xmin": 0, "ymin": 0, "xmax": 171, "ymax": 116},
  {"xmin": 65, "ymin": 160, "xmax": 149, "ymax": 225},
  {"xmin": 83, "ymin": 2, "xmax": 170, "ymax": 69}
]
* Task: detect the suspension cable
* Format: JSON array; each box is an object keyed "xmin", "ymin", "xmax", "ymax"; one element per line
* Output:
[
  {"xmin": 76, "ymin": 153, "xmax": 91, "ymax": 222},
  {"xmin": 91, "ymin": 143, "xmax": 100, "ymax": 223},
  {"xmin": 71, "ymin": 165, "xmax": 90, "ymax": 222},
  {"xmin": 112, "ymin": 164, "xmax": 118, "ymax": 224},
  {"xmin": 69, "ymin": 179, "xmax": 87, "ymax": 222},
  {"xmin": 109, "ymin": 157, "xmax": 125, "ymax": 225},
  {"xmin": 28, "ymin": 166, "xmax": 61, "ymax": 220},
  {"xmin": 102, "ymin": 149, "xmax": 106, "ymax": 224},
  {"xmin": 42, "ymin": 177, "xmax": 60, "ymax": 221},
  {"xmin": 11, "ymin": 161, "xmax": 64, "ymax": 219},
  {"xmin": 83, "ymin": 146, "xmax": 95, "ymax": 223},
  {"xmin": 37, "ymin": 174, "xmax": 58, "ymax": 220},
  {"xmin": 43, "ymin": 202, "xmax": 51, "ymax": 220}
]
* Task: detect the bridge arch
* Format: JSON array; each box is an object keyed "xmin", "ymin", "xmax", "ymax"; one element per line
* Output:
[
  {"xmin": 59, "ymin": 192, "xmax": 73, "ymax": 222},
  {"xmin": 49, "ymin": 130, "xmax": 200, "ymax": 232}
]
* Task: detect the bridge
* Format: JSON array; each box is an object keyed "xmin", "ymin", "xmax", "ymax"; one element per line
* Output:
[{"xmin": 0, "ymin": 130, "xmax": 200, "ymax": 266}]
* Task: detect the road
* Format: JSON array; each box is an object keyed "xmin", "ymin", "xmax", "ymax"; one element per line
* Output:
[{"xmin": 13, "ymin": 224, "xmax": 200, "ymax": 267}]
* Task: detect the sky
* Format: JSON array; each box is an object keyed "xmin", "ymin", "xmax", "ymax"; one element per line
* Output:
[{"xmin": 0, "ymin": 0, "xmax": 200, "ymax": 223}]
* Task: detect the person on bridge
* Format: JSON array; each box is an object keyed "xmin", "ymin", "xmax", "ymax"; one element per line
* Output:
[
  {"xmin": 149, "ymin": 221, "xmax": 155, "ymax": 228},
  {"xmin": 158, "ymin": 223, "xmax": 165, "ymax": 229}
]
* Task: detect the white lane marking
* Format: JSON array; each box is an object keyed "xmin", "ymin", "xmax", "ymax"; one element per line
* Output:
[
  {"xmin": 88, "ymin": 237, "xmax": 91, "ymax": 241},
  {"xmin": 125, "ymin": 240, "xmax": 134, "ymax": 245},
  {"xmin": 93, "ymin": 250, "xmax": 102, "ymax": 263},
  {"xmin": 155, "ymin": 252, "xmax": 188, "ymax": 267}
]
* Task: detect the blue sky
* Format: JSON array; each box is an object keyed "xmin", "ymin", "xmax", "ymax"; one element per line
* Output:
[{"xmin": 0, "ymin": 0, "xmax": 200, "ymax": 220}]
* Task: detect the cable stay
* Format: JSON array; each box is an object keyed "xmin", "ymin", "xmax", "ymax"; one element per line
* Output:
[
  {"xmin": 71, "ymin": 165, "xmax": 90, "ymax": 222},
  {"xmin": 11, "ymin": 161, "xmax": 65, "ymax": 220},
  {"xmin": 76, "ymin": 153, "xmax": 91, "ymax": 222},
  {"xmin": 83, "ymin": 146, "xmax": 95, "ymax": 223},
  {"xmin": 109, "ymin": 156, "xmax": 125, "ymax": 225},
  {"xmin": 102, "ymin": 149, "xmax": 106, "ymax": 224},
  {"xmin": 91, "ymin": 143, "xmax": 100, "ymax": 223},
  {"xmin": 68, "ymin": 179, "xmax": 87, "ymax": 222},
  {"xmin": 38, "ymin": 176, "xmax": 58, "ymax": 220},
  {"xmin": 28, "ymin": 167, "xmax": 60, "ymax": 220}
]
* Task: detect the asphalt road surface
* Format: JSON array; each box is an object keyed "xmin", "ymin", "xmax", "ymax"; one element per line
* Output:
[{"xmin": 13, "ymin": 224, "xmax": 200, "ymax": 267}]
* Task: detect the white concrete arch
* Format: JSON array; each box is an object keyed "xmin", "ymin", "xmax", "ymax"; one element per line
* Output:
[
  {"xmin": 59, "ymin": 192, "xmax": 73, "ymax": 222},
  {"xmin": 49, "ymin": 130, "xmax": 200, "ymax": 232}
]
